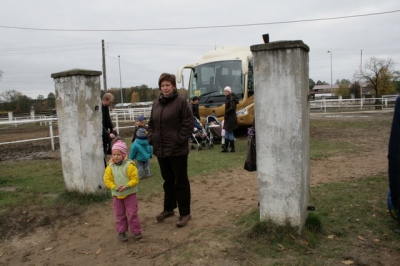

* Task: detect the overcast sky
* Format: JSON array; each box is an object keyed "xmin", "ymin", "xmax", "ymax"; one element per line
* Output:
[{"xmin": 1, "ymin": 0, "xmax": 399, "ymax": 99}]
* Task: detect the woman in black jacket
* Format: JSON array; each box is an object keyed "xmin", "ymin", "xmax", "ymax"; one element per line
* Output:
[
  {"xmin": 221, "ymin": 86, "xmax": 239, "ymax": 152},
  {"xmin": 148, "ymin": 73, "xmax": 194, "ymax": 227}
]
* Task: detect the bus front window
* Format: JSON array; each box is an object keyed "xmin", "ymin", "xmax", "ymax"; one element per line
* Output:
[{"xmin": 190, "ymin": 60, "xmax": 243, "ymax": 104}]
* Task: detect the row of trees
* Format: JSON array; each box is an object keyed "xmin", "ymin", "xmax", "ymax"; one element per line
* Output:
[
  {"xmin": 105, "ymin": 84, "xmax": 189, "ymax": 104},
  {"xmin": 0, "ymin": 90, "xmax": 56, "ymax": 114}
]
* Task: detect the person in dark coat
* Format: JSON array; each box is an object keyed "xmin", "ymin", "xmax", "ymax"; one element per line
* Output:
[
  {"xmin": 102, "ymin": 93, "xmax": 116, "ymax": 161},
  {"xmin": 388, "ymin": 96, "xmax": 400, "ymax": 220},
  {"xmin": 148, "ymin": 73, "xmax": 194, "ymax": 228},
  {"xmin": 191, "ymin": 96, "xmax": 200, "ymax": 120},
  {"xmin": 244, "ymin": 119, "xmax": 256, "ymax": 171},
  {"xmin": 221, "ymin": 86, "xmax": 239, "ymax": 152}
]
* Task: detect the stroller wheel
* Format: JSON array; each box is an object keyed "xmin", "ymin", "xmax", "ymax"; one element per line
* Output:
[
  {"xmin": 201, "ymin": 141, "xmax": 206, "ymax": 147},
  {"xmin": 197, "ymin": 146, "xmax": 202, "ymax": 151},
  {"xmin": 191, "ymin": 144, "xmax": 195, "ymax": 150},
  {"xmin": 209, "ymin": 142, "xmax": 214, "ymax": 148}
]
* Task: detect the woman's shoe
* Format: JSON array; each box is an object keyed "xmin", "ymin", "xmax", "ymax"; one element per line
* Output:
[
  {"xmin": 230, "ymin": 140, "xmax": 235, "ymax": 152},
  {"xmin": 176, "ymin": 214, "xmax": 192, "ymax": 227},
  {"xmin": 221, "ymin": 140, "xmax": 229, "ymax": 152},
  {"xmin": 156, "ymin": 210, "xmax": 175, "ymax": 221}
]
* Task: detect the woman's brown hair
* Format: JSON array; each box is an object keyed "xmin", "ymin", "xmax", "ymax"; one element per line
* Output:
[{"xmin": 158, "ymin": 73, "xmax": 176, "ymax": 89}]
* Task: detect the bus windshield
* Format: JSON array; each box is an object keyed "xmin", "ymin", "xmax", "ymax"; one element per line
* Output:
[{"xmin": 189, "ymin": 60, "xmax": 244, "ymax": 104}]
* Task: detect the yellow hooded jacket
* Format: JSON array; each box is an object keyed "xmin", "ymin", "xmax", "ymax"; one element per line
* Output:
[{"xmin": 103, "ymin": 159, "xmax": 139, "ymax": 199}]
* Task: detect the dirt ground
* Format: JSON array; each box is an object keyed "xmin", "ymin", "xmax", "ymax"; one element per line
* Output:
[{"xmin": 0, "ymin": 111, "xmax": 398, "ymax": 265}]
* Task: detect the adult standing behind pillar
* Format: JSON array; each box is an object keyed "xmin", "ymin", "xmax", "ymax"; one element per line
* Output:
[
  {"xmin": 102, "ymin": 93, "xmax": 116, "ymax": 156},
  {"xmin": 148, "ymin": 73, "xmax": 194, "ymax": 228},
  {"xmin": 191, "ymin": 96, "xmax": 200, "ymax": 120},
  {"xmin": 221, "ymin": 86, "xmax": 239, "ymax": 152}
]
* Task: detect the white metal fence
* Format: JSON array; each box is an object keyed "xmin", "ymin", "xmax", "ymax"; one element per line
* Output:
[
  {"xmin": 310, "ymin": 96, "xmax": 398, "ymax": 113},
  {"xmin": 0, "ymin": 108, "xmax": 152, "ymax": 149},
  {"xmin": 0, "ymin": 116, "xmax": 58, "ymax": 150},
  {"xmin": 110, "ymin": 107, "xmax": 151, "ymax": 134}
]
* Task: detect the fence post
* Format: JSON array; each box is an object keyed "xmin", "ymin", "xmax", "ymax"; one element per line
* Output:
[
  {"xmin": 49, "ymin": 121, "xmax": 55, "ymax": 151},
  {"xmin": 8, "ymin": 111, "xmax": 13, "ymax": 121},
  {"xmin": 115, "ymin": 113, "xmax": 120, "ymax": 135},
  {"xmin": 360, "ymin": 97, "xmax": 363, "ymax": 110},
  {"xmin": 30, "ymin": 106, "xmax": 35, "ymax": 120}
]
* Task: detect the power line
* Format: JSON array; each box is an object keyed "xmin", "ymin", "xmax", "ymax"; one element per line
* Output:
[{"xmin": 0, "ymin": 9, "xmax": 399, "ymax": 32}]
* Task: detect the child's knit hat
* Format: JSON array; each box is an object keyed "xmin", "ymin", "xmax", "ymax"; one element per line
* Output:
[
  {"xmin": 223, "ymin": 86, "xmax": 231, "ymax": 93},
  {"xmin": 136, "ymin": 128, "xmax": 148, "ymax": 140},
  {"xmin": 112, "ymin": 140, "xmax": 127, "ymax": 157},
  {"xmin": 136, "ymin": 115, "xmax": 146, "ymax": 122}
]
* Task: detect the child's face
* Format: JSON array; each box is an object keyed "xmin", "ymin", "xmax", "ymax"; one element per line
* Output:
[
  {"xmin": 112, "ymin": 150, "xmax": 124, "ymax": 163},
  {"xmin": 135, "ymin": 120, "xmax": 141, "ymax": 126}
]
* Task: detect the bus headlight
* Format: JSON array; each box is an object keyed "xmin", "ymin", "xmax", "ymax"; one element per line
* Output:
[{"xmin": 236, "ymin": 107, "xmax": 248, "ymax": 117}]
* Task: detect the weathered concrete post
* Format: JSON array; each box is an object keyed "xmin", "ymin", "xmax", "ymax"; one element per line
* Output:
[
  {"xmin": 8, "ymin": 111, "xmax": 13, "ymax": 121},
  {"xmin": 250, "ymin": 41, "xmax": 310, "ymax": 231},
  {"xmin": 51, "ymin": 69, "xmax": 104, "ymax": 193}
]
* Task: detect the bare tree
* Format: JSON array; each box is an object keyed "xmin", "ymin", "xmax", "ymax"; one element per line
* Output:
[{"xmin": 356, "ymin": 57, "xmax": 395, "ymax": 102}]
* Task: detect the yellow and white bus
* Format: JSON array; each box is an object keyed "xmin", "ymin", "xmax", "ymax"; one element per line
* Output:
[{"xmin": 177, "ymin": 46, "xmax": 254, "ymax": 126}]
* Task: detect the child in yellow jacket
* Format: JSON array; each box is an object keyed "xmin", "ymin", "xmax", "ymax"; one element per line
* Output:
[{"xmin": 103, "ymin": 140, "xmax": 142, "ymax": 242}]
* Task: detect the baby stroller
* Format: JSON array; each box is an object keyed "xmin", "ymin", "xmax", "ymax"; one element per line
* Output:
[
  {"xmin": 190, "ymin": 117, "xmax": 214, "ymax": 150},
  {"xmin": 205, "ymin": 115, "xmax": 222, "ymax": 144}
]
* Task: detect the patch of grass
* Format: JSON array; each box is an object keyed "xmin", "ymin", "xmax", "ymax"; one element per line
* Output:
[
  {"xmin": 232, "ymin": 176, "xmax": 400, "ymax": 264},
  {"xmin": 310, "ymin": 117, "xmax": 391, "ymax": 130},
  {"xmin": 0, "ymin": 159, "xmax": 64, "ymax": 206},
  {"xmin": 310, "ymin": 139, "xmax": 364, "ymax": 159},
  {"xmin": 311, "ymin": 119, "xmax": 370, "ymax": 130},
  {"xmin": 56, "ymin": 190, "xmax": 110, "ymax": 205}
]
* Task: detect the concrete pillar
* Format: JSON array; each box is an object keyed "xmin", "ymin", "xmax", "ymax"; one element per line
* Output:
[
  {"xmin": 51, "ymin": 69, "xmax": 104, "ymax": 193},
  {"xmin": 250, "ymin": 41, "xmax": 310, "ymax": 231},
  {"xmin": 8, "ymin": 111, "xmax": 13, "ymax": 121}
]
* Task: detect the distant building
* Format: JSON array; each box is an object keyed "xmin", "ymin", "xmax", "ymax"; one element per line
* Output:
[
  {"xmin": 311, "ymin": 83, "xmax": 372, "ymax": 99},
  {"xmin": 311, "ymin": 84, "xmax": 339, "ymax": 99}
]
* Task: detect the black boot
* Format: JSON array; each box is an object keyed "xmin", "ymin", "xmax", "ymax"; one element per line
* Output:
[
  {"xmin": 230, "ymin": 140, "xmax": 235, "ymax": 152},
  {"xmin": 221, "ymin": 139, "xmax": 229, "ymax": 152}
]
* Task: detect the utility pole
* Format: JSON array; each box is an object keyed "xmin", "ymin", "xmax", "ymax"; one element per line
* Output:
[
  {"xmin": 327, "ymin": 51, "xmax": 333, "ymax": 95},
  {"xmin": 118, "ymin": 55, "xmax": 123, "ymax": 104},
  {"xmin": 102, "ymin": 40, "xmax": 107, "ymax": 92},
  {"xmin": 360, "ymin": 50, "xmax": 363, "ymax": 99}
]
